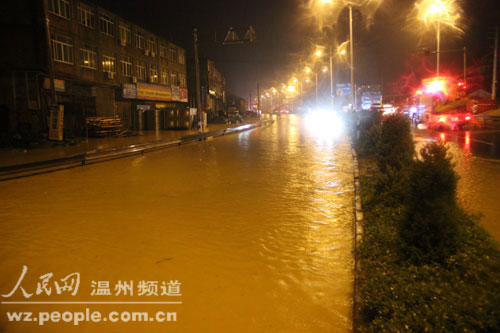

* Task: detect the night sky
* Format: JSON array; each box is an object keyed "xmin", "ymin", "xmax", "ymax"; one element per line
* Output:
[{"xmin": 94, "ymin": 0, "xmax": 499, "ymax": 101}]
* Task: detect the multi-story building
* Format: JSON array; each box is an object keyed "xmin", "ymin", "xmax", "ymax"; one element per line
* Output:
[
  {"xmin": 0, "ymin": 0, "xmax": 189, "ymax": 141},
  {"xmin": 188, "ymin": 57, "xmax": 226, "ymax": 119}
]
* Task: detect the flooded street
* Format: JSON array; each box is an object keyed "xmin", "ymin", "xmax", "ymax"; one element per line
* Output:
[
  {"xmin": 0, "ymin": 115, "xmax": 355, "ymax": 332},
  {"xmin": 415, "ymin": 129, "xmax": 500, "ymax": 242}
]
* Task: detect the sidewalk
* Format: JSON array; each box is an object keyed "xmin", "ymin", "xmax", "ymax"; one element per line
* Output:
[{"xmin": 0, "ymin": 122, "xmax": 248, "ymax": 168}]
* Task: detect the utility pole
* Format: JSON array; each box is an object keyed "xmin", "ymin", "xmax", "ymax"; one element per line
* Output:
[
  {"xmin": 349, "ymin": 5, "xmax": 355, "ymax": 109},
  {"xmin": 257, "ymin": 83, "xmax": 260, "ymax": 114},
  {"xmin": 43, "ymin": 8, "xmax": 56, "ymax": 104},
  {"xmin": 463, "ymin": 46, "xmax": 467, "ymax": 87},
  {"xmin": 330, "ymin": 45, "xmax": 334, "ymax": 113},
  {"xmin": 436, "ymin": 20, "xmax": 441, "ymax": 76},
  {"xmin": 193, "ymin": 28, "xmax": 202, "ymax": 131},
  {"xmin": 492, "ymin": 27, "xmax": 498, "ymax": 101}
]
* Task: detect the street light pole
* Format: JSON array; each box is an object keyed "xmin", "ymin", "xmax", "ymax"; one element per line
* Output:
[
  {"xmin": 330, "ymin": 45, "xmax": 334, "ymax": 113},
  {"xmin": 349, "ymin": 5, "xmax": 355, "ymax": 108},
  {"xmin": 492, "ymin": 27, "xmax": 498, "ymax": 101},
  {"xmin": 436, "ymin": 20, "xmax": 441, "ymax": 76},
  {"xmin": 193, "ymin": 28, "xmax": 202, "ymax": 131},
  {"xmin": 315, "ymin": 72, "xmax": 318, "ymax": 104}
]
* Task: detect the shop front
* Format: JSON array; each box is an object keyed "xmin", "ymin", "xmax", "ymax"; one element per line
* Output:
[{"xmin": 121, "ymin": 82, "xmax": 189, "ymax": 131}]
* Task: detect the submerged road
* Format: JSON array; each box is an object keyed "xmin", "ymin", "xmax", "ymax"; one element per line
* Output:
[{"xmin": 0, "ymin": 114, "xmax": 355, "ymax": 332}]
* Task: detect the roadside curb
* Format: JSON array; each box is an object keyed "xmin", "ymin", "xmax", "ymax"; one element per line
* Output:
[
  {"xmin": 0, "ymin": 120, "xmax": 274, "ymax": 182},
  {"xmin": 350, "ymin": 140, "xmax": 363, "ymax": 332}
]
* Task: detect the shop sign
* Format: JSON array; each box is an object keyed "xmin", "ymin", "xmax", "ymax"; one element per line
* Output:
[
  {"xmin": 49, "ymin": 105, "xmax": 64, "ymax": 141},
  {"xmin": 122, "ymin": 83, "xmax": 137, "ymax": 99},
  {"xmin": 137, "ymin": 104, "xmax": 150, "ymax": 110},
  {"xmin": 180, "ymin": 88, "xmax": 188, "ymax": 102},
  {"xmin": 43, "ymin": 78, "xmax": 65, "ymax": 92},
  {"xmin": 171, "ymin": 86, "xmax": 180, "ymax": 101},
  {"xmin": 137, "ymin": 83, "xmax": 171, "ymax": 101}
]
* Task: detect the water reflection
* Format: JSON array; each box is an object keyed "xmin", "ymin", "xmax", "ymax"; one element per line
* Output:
[{"xmin": 0, "ymin": 115, "xmax": 354, "ymax": 332}]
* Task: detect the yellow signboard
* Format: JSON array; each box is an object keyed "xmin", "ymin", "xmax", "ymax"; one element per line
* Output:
[{"xmin": 137, "ymin": 83, "xmax": 171, "ymax": 101}]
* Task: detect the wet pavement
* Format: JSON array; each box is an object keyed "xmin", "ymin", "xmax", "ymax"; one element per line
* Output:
[
  {"xmin": 414, "ymin": 128, "xmax": 500, "ymax": 242},
  {"xmin": 0, "ymin": 122, "xmax": 248, "ymax": 168},
  {"xmin": 0, "ymin": 114, "xmax": 355, "ymax": 332}
]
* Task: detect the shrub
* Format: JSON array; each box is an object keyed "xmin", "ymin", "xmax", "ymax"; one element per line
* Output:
[
  {"xmin": 377, "ymin": 114, "xmax": 414, "ymax": 173},
  {"xmin": 400, "ymin": 142, "xmax": 459, "ymax": 264}
]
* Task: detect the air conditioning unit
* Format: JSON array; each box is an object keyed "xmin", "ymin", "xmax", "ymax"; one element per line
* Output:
[
  {"xmin": 106, "ymin": 72, "xmax": 114, "ymax": 79},
  {"xmin": 144, "ymin": 49, "xmax": 150, "ymax": 56},
  {"xmin": 120, "ymin": 39, "xmax": 127, "ymax": 46},
  {"xmin": 131, "ymin": 77, "xmax": 137, "ymax": 83},
  {"xmin": 151, "ymin": 51, "xmax": 156, "ymax": 58}
]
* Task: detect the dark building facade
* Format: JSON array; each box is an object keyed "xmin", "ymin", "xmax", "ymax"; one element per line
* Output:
[
  {"xmin": 0, "ymin": 0, "xmax": 189, "ymax": 141},
  {"xmin": 226, "ymin": 93, "xmax": 247, "ymax": 114},
  {"xmin": 188, "ymin": 57, "xmax": 226, "ymax": 119}
]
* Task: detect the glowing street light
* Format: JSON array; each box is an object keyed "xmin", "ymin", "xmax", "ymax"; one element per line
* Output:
[{"xmin": 414, "ymin": 0, "xmax": 463, "ymax": 76}]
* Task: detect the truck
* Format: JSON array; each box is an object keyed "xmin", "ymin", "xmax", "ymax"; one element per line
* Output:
[{"xmin": 411, "ymin": 77, "xmax": 474, "ymax": 130}]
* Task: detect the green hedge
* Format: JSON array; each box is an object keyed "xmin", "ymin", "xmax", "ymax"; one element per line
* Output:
[{"xmin": 355, "ymin": 114, "xmax": 500, "ymax": 331}]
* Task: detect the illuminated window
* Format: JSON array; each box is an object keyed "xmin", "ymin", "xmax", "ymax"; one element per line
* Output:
[
  {"xmin": 149, "ymin": 64, "xmax": 159, "ymax": 83},
  {"xmin": 102, "ymin": 55, "xmax": 116, "ymax": 73},
  {"xmin": 80, "ymin": 47, "xmax": 96, "ymax": 69}
]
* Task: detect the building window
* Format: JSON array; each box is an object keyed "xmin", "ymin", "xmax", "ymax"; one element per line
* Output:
[
  {"xmin": 170, "ymin": 72, "xmax": 178, "ymax": 86},
  {"xmin": 51, "ymin": 34, "xmax": 73, "ymax": 64},
  {"xmin": 136, "ymin": 61, "xmax": 146, "ymax": 80},
  {"xmin": 77, "ymin": 2, "xmax": 94, "ymax": 28},
  {"xmin": 159, "ymin": 44, "xmax": 167, "ymax": 58},
  {"xmin": 149, "ymin": 64, "xmax": 159, "ymax": 83},
  {"xmin": 119, "ymin": 24, "xmax": 131, "ymax": 45},
  {"xmin": 168, "ymin": 48, "xmax": 177, "ymax": 62},
  {"xmin": 121, "ymin": 56, "xmax": 132, "ymax": 77},
  {"xmin": 80, "ymin": 47, "xmax": 96, "ymax": 69},
  {"xmin": 161, "ymin": 68, "xmax": 168, "ymax": 84},
  {"xmin": 99, "ymin": 14, "xmax": 114, "ymax": 36},
  {"xmin": 49, "ymin": 0, "xmax": 70, "ymax": 19},
  {"xmin": 179, "ymin": 73, "xmax": 186, "ymax": 87},
  {"xmin": 148, "ymin": 38, "xmax": 157, "ymax": 56},
  {"xmin": 135, "ymin": 31, "xmax": 145, "ymax": 49},
  {"xmin": 102, "ymin": 55, "xmax": 116, "ymax": 73},
  {"xmin": 178, "ymin": 51, "xmax": 185, "ymax": 65}
]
